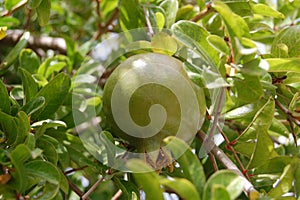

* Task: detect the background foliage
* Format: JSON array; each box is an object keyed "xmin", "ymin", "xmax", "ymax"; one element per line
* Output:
[{"xmin": 1, "ymin": 0, "xmax": 300, "ymax": 199}]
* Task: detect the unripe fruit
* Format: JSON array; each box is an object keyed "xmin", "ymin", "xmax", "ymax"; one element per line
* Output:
[{"xmin": 102, "ymin": 53, "xmax": 206, "ymax": 153}]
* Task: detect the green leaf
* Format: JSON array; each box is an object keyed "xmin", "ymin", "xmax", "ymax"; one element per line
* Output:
[
  {"xmin": 163, "ymin": 136, "xmax": 206, "ymax": 196},
  {"xmin": 0, "ymin": 79, "xmax": 10, "ymax": 114},
  {"xmin": 31, "ymin": 73, "xmax": 71, "ymax": 121},
  {"xmin": 58, "ymin": 169, "xmax": 69, "ymax": 194},
  {"xmin": 268, "ymin": 164, "xmax": 297, "ymax": 197},
  {"xmin": 25, "ymin": 160, "xmax": 60, "ymax": 185},
  {"xmin": 160, "ymin": 177, "xmax": 200, "ymax": 200},
  {"xmin": 0, "ymin": 16, "xmax": 20, "ymax": 27},
  {"xmin": 172, "ymin": 20, "xmax": 219, "ymax": 66},
  {"xmin": 203, "ymin": 170, "xmax": 244, "ymax": 200},
  {"xmin": 271, "ymin": 26, "xmax": 300, "ymax": 58},
  {"xmin": 35, "ymin": 182, "xmax": 60, "ymax": 200},
  {"xmin": 37, "ymin": 138, "xmax": 58, "ymax": 164},
  {"xmin": 32, "ymin": 120, "xmax": 67, "ymax": 139},
  {"xmin": 151, "ymin": 32, "xmax": 177, "ymax": 55},
  {"xmin": 10, "ymin": 144, "xmax": 32, "ymax": 164},
  {"xmin": 9, "ymin": 144, "xmax": 32, "ymax": 193},
  {"xmin": 0, "ymin": 32, "xmax": 30, "ymax": 71},
  {"xmin": 236, "ymin": 98, "xmax": 277, "ymax": 169},
  {"xmin": 127, "ymin": 159, "xmax": 164, "ymax": 200},
  {"xmin": 21, "ymin": 96, "xmax": 45, "ymax": 116},
  {"xmin": 224, "ymin": 103, "xmax": 258, "ymax": 120},
  {"xmin": 36, "ymin": 0, "xmax": 51, "ymax": 26},
  {"xmin": 119, "ymin": 0, "xmax": 144, "ymax": 31},
  {"xmin": 234, "ymin": 75, "xmax": 263, "ymax": 104},
  {"xmin": 155, "ymin": 12, "xmax": 165, "ymax": 30},
  {"xmin": 19, "ymin": 68, "xmax": 39, "ymax": 104},
  {"xmin": 19, "ymin": 49, "xmax": 40, "ymax": 73},
  {"xmin": 0, "ymin": 111, "xmax": 18, "ymax": 145},
  {"xmin": 5, "ymin": 0, "xmax": 22, "ymax": 10},
  {"xmin": 250, "ymin": 3, "xmax": 284, "ymax": 19},
  {"xmin": 212, "ymin": 1, "xmax": 249, "ymax": 62},
  {"xmin": 295, "ymin": 164, "xmax": 300, "ymax": 197},
  {"xmin": 160, "ymin": 0, "xmax": 178, "ymax": 28},
  {"xmin": 211, "ymin": 185, "xmax": 231, "ymax": 200},
  {"xmin": 266, "ymin": 58, "xmax": 300, "ymax": 73},
  {"xmin": 15, "ymin": 111, "xmax": 30, "ymax": 145},
  {"xmin": 212, "ymin": 1, "xmax": 249, "ymax": 39},
  {"xmin": 28, "ymin": 0, "xmax": 43, "ymax": 9},
  {"xmin": 207, "ymin": 35, "xmax": 229, "ymax": 55}
]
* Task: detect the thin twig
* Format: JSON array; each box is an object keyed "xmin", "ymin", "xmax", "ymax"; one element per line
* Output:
[
  {"xmin": 190, "ymin": 4, "xmax": 214, "ymax": 22},
  {"xmin": 197, "ymin": 131, "xmax": 258, "ymax": 197},
  {"xmin": 93, "ymin": 8, "xmax": 119, "ymax": 40},
  {"xmin": 143, "ymin": 7, "xmax": 154, "ymax": 36},
  {"xmin": 275, "ymin": 99, "xmax": 300, "ymax": 127},
  {"xmin": 288, "ymin": 117, "xmax": 298, "ymax": 147},
  {"xmin": 1, "ymin": 0, "xmax": 28, "ymax": 16},
  {"xmin": 111, "ymin": 189, "xmax": 123, "ymax": 200},
  {"xmin": 1, "ymin": 30, "xmax": 66, "ymax": 54},
  {"xmin": 208, "ymin": 152, "xmax": 218, "ymax": 171},
  {"xmin": 202, "ymin": 87, "xmax": 226, "ymax": 152},
  {"xmin": 64, "ymin": 165, "xmax": 88, "ymax": 175},
  {"xmin": 82, "ymin": 177, "xmax": 104, "ymax": 200},
  {"xmin": 67, "ymin": 177, "xmax": 86, "ymax": 199},
  {"xmin": 217, "ymin": 124, "xmax": 250, "ymax": 180}
]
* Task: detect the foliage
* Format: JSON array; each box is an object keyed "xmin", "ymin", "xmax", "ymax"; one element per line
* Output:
[{"xmin": 0, "ymin": 0, "xmax": 300, "ymax": 199}]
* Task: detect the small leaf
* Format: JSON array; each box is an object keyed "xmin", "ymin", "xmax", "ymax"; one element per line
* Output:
[
  {"xmin": 155, "ymin": 12, "xmax": 165, "ymax": 31},
  {"xmin": 160, "ymin": 0, "xmax": 178, "ymax": 28},
  {"xmin": 5, "ymin": 0, "xmax": 22, "ymax": 10},
  {"xmin": 160, "ymin": 177, "xmax": 200, "ymax": 200},
  {"xmin": 266, "ymin": 58, "xmax": 300, "ymax": 73},
  {"xmin": 36, "ymin": 0, "xmax": 51, "ymax": 26},
  {"xmin": 25, "ymin": 160, "xmax": 60, "ymax": 185},
  {"xmin": 0, "ymin": 111, "xmax": 18, "ymax": 145},
  {"xmin": 234, "ymin": 75, "xmax": 263, "ymax": 104},
  {"xmin": 119, "ymin": 0, "xmax": 145, "ymax": 31},
  {"xmin": 151, "ymin": 32, "xmax": 177, "ymax": 55},
  {"xmin": 37, "ymin": 138, "xmax": 58, "ymax": 164},
  {"xmin": 9, "ymin": 145, "xmax": 29, "ymax": 193},
  {"xmin": 31, "ymin": 73, "xmax": 71, "ymax": 121},
  {"xmin": 0, "ymin": 79, "xmax": 10, "ymax": 114},
  {"xmin": 21, "ymin": 96, "xmax": 45, "ymax": 116},
  {"xmin": 172, "ymin": 20, "xmax": 219, "ymax": 65},
  {"xmin": 127, "ymin": 159, "xmax": 164, "ymax": 200},
  {"xmin": 268, "ymin": 164, "xmax": 296, "ymax": 197},
  {"xmin": 19, "ymin": 49, "xmax": 40, "ymax": 73},
  {"xmin": 28, "ymin": 0, "xmax": 43, "ymax": 9},
  {"xmin": 271, "ymin": 26, "xmax": 300, "ymax": 58},
  {"xmin": 251, "ymin": 3, "xmax": 284, "ymax": 19},
  {"xmin": 32, "ymin": 120, "xmax": 67, "ymax": 139},
  {"xmin": 163, "ymin": 136, "xmax": 206, "ymax": 196},
  {"xmin": 207, "ymin": 35, "xmax": 229, "ymax": 55},
  {"xmin": 203, "ymin": 170, "xmax": 244, "ymax": 200},
  {"xmin": 0, "ymin": 32, "xmax": 30, "ymax": 71},
  {"xmin": 19, "ymin": 68, "xmax": 39, "ymax": 104},
  {"xmin": 212, "ymin": 1, "xmax": 250, "ymax": 61},
  {"xmin": 211, "ymin": 185, "xmax": 231, "ymax": 200}
]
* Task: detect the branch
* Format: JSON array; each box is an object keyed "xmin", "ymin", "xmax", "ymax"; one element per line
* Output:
[
  {"xmin": 275, "ymin": 99, "xmax": 300, "ymax": 127},
  {"xmin": 190, "ymin": 4, "xmax": 214, "ymax": 22},
  {"xmin": 0, "ymin": 30, "xmax": 67, "ymax": 54},
  {"xmin": 1, "ymin": 0, "xmax": 28, "ymax": 16},
  {"xmin": 197, "ymin": 131, "xmax": 258, "ymax": 197},
  {"xmin": 81, "ymin": 177, "xmax": 104, "ymax": 200}
]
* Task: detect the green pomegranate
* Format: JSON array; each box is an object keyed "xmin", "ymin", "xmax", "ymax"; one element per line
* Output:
[{"xmin": 102, "ymin": 53, "xmax": 206, "ymax": 155}]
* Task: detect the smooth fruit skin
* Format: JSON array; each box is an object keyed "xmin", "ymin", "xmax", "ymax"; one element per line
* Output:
[{"xmin": 102, "ymin": 53, "xmax": 206, "ymax": 152}]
